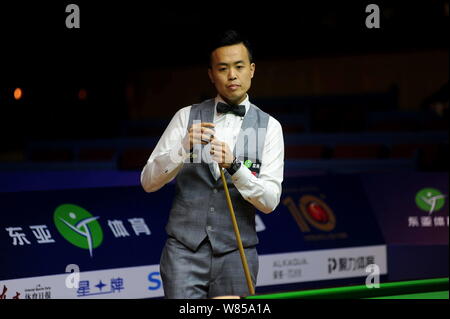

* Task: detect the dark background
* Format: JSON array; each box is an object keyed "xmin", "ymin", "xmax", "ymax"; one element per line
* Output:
[{"xmin": 0, "ymin": 1, "xmax": 448, "ymax": 171}]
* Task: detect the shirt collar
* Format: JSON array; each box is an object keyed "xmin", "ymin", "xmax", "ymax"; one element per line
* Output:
[{"xmin": 214, "ymin": 94, "xmax": 250, "ymax": 119}]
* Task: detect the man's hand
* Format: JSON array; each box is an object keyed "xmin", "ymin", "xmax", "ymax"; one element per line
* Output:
[
  {"xmin": 182, "ymin": 122, "xmax": 215, "ymax": 152},
  {"xmin": 210, "ymin": 138, "xmax": 234, "ymax": 169}
]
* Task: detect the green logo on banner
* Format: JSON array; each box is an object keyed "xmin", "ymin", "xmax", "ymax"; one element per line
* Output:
[
  {"xmin": 415, "ymin": 188, "xmax": 446, "ymax": 214},
  {"xmin": 54, "ymin": 204, "xmax": 103, "ymax": 257},
  {"xmin": 244, "ymin": 160, "xmax": 253, "ymax": 168}
]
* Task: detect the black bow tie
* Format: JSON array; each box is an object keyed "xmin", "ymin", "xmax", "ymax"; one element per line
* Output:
[{"xmin": 216, "ymin": 102, "xmax": 246, "ymax": 117}]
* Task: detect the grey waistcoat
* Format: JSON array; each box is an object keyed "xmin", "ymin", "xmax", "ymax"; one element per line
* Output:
[{"xmin": 165, "ymin": 98, "xmax": 270, "ymax": 254}]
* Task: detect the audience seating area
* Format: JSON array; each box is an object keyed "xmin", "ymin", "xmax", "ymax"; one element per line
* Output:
[{"xmin": 1, "ymin": 91, "xmax": 448, "ymax": 175}]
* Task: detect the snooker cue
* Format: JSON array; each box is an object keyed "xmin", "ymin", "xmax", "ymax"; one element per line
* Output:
[{"xmin": 220, "ymin": 168, "xmax": 255, "ymax": 295}]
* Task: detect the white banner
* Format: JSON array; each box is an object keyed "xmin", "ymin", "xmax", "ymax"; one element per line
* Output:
[
  {"xmin": 0, "ymin": 245, "xmax": 387, "ymax": 299},
  {"xmin": 257, "ymin": 245, "xmax": 387, "ymax": 287},
  {"xmin": 0, "ymin": 265, "xmax": 163, "ymax": 299}
]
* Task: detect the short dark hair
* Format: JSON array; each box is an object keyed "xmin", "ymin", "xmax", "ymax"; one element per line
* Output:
[{"xmin": 208, "ymin": 29, "xmax": 253, "ymax": 68}]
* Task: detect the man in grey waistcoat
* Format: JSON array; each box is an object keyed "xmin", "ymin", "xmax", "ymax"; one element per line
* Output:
[{"xmin": 141, "ymin": 30, "xmax": 284, "ymax": 298}]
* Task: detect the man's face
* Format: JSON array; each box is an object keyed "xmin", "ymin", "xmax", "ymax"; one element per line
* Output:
[{"xmin": 208, "ymin": 43, "xmax": 255, "ymax": 105}]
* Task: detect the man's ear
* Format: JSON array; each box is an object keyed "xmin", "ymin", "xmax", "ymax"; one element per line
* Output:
[
  {"xmin": 208, "ymin": 68, "xmax": 215, "ymax": 84},
  {"xmin": 250, "ymin": 63, "xmax": 255, "ymax": 78}
]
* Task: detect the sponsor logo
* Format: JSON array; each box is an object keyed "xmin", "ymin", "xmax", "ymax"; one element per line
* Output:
[
  {"xmin": 328, "ymin": 255, "xmax": 376, "ymax": 274},
  {"xmin": 148, "ymin": 272, "xmax": 162, "ymax": 291},
  {"xmin": 272, "ymin": 257, "xmax": 308, "ymax": 281},
  {"xmin": 54, "ymin": 204, "xmax": 103, "ymax": 257},
  {"xmin": 5, "ymin": 204, "xmax": 151, "ymax": 257},
  {"xmin": 77, "ymin": 278, "xmax": 125, "ymax": 297},
  {"xmin": 284, "ymin": 195, "xmax": 337, "ymax": 232},
  {"xmin": 243, "ymin": 159, "xmax": 261, "ymax": 177},
  {"xmin": 24, "ymin": 284, "xmax": 52, "ymax": 299},
  {"xmin": 283, "ymin": 194, "xmax": 347, "ymax": 241},
  {"xmin": 415, "ymin": 188, "xmax": 446, "ymax": 214},
  {"xmin": 300, "ymin": 195, "xmax": 336, "ymax": 232},
  {"xmin": 408, "ymin": 188, "xmax": 448, "ymax": 228}
]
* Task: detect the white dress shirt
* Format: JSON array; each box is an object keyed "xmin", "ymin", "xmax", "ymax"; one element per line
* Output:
[{"xmin": 140, "ymin": 95, "xmax": 284, "ymax": 214}]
